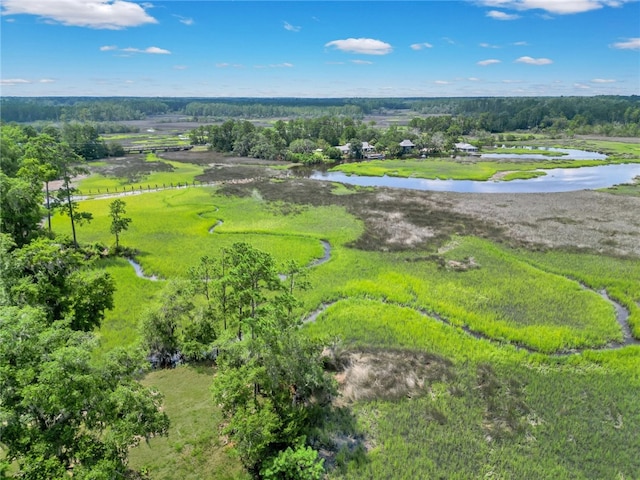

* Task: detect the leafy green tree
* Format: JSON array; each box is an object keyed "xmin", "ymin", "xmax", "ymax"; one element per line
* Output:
[
  {"xmin": 61, "ymin": 122, "xmax": 107, "ymax": 160},
  {"xmin": 0, "ymin": 124, "xmax": 27, "ymax": 177},
  {"xmin": 106, "ymin": 142, "xmax": 126, "ymax": 157},
  {"xmin": 211, "ymin": 243, "xmax": 335, "ymax": 475},
  {"xmin": 0, "ymin": 306, "xmax": 169, "ymax": 478},
  {"xmin": 224, "ymin": 242, "xmax": 282, "ymax": 340},
  {"xmin": 180, "ymin": 307, "xmax": 217, "ymax": 361},
  {"xmin": 0, "ymin": 172, "xmax": 43, "ymax": 246},
  {"xmin": 189, "ymin": 255, "xmax": 217, "ymax": 309},
  {"xmin": 288, "ymin": 138, "xmax": 317, "ymax": 155},
  {"xmin": 347, "ymin": 138, "xmax": 363, "ymax": 160},
  {"xmin": 22, "ymin": 134, "xmax": 67, "ymax": 232},
  {"xmin": 108, "ymin": 199, "xmax": 132, "ymax": 249},
  {"xmin": 2, "ymin": 237, "xmax": 114, "ymax": 331},
  {"xmin": 385, "ymin": 142, "xmax": 403, "ymax": 159},
  {"xmin": 261, "ymin": 443, "xmax": 325, "ymax": 480},
  {"xmin": 140, "ymin": 280, "xmax": 194, "ymax": 367}
]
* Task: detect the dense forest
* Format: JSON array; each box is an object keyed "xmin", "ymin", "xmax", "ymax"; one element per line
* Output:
[{"xmin": 2, "ymin": 96, "xmax": 639, "ymax": 135}]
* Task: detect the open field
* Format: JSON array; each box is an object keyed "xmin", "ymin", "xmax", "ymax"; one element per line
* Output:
[{"xmin": 48, "ymin": 142, "xmax": 640, "ymax": 478}]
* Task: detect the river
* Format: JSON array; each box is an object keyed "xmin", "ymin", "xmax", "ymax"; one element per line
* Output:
[{"xmin": 309, "ymin": 163, "xmax": 640, "ymax": 193}]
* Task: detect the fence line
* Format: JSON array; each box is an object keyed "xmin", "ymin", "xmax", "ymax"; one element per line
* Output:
[{"xmin": 49, "ymin": 178, "xmax": 257, "ymax": 199}]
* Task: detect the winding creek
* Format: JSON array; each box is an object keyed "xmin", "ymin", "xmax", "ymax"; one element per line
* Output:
[
  {"xmin": 127, "ymin": 257, "xmax": 159, "ymax": 281},
  {"xmin": 128, "ymin": 233, "xmax": 637, "ymax": 354}
]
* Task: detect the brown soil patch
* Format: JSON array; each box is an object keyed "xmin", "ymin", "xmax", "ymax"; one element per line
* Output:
[
  {"xmin": 221, "ymin": 174, "xmax": 640, "ymax": 257},
  {"xmin": 330, "ymin": 349, "xmax": 454, "ymax": 405},
  {"xmin": 91, "ymin": 155, "xmax": 174, "ymax": 182}
]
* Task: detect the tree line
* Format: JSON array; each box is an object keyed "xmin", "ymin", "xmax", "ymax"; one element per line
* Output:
[
  {"xmin": 3, "ymin": 96, "xmax": 639, "ymax": 134},
  {"xmin": 190, "ymin": 117, "xmax": 473, "ymax": 163}
]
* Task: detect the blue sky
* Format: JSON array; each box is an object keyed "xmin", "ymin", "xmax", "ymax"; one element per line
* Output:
[{"xmin": 1, "ymin": 0, "xmax": 639, "ymax": 97}]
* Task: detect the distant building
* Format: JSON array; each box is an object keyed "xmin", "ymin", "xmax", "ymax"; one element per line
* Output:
[
  {"xmin": 399, "ymin": 139, "xmax": 415, "ymax": 153},
  {"xmin": 454, "ymin": 142, "xmax": 478, "ymax": 153},
  {"xmin": 337, "ymin": 144, "xmax": 351, "ymax": 155},
  {"xmin": 361, "ymin": 142, "xmax": 375, "ymax": 154},
  {"xmin": 336, "ymin": 141, "xmax": 378, "ymax": 158}
]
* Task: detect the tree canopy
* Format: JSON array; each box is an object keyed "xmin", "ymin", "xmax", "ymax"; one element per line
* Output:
[{"xmin": 0, "ymin": 306, "xmax": 169, "ymax": 478}]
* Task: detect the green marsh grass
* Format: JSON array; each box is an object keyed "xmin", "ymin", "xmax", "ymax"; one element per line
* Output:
[
  {"xmin": 48, "ymin": 165, "xmax": 640, "ymax": 478},
  {"xmin": 95, "ymin": 257, "xmax": 164, "ymax": 352},
  {"xmin": 316, "ymin": 237, "xmax": 622, "ymax": 353},
  {"xmin": 52, "ymin": 186, "xmax": 363, "ymax": 279},
  {"xmin": 517, "ymin": 249, "xmax": 640, "ymax": 339},
  {"xmin": 331, "ymin": 157, "xmax": 617, "ymax": 181},
  {"xmin": 501, "ymin": 170, "xmax": 547, "ymax": 181}
]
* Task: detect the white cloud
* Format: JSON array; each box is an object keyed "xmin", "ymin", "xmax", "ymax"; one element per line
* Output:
[
  {"xmin": 1, "ymin": 78, "xmax": 31, "ymax": 85},
  {"xmin": 479, "ymin": 42, "xmax": 500, "ymax": 48},
  {"xmin": 434, "ymin": 80, "xmax": 450, "ymax": 85},
  {"xmin": 410, "ymin": 42, "xmax": 433, "ymax": 50},
  {"xmin": 477, "ymin": 0, "xmax": 632, "ymax": 15},
  {"xmin": 145, "ymin": 46, "xmax": 171, "ymax": 55},
  {"xmin": 487, "ymin": 10, "xmax": 521, "ymax": 19},
  {"xmin": 574, "ymin": 83, "xmax": 591, "ymax": 89},
  {"xmin": 351, "ymin": 59, "xmax": 373, "ymax": 65},
  {"xmin": 477, "ymin": 58, "xmax": 501, "ymax": 66},
  {"xmin": 513, "ymin": 41, "xmax": 529, "ymax": 46},
  {"xmin": 515, "ymin": 56, "xmax": 553, "ymax": 65},
  {"xmin": 254, "ymin": 63, "xmax": 294, "ymax": 69},
  {"xmin": 284, "ymin": 21, "xmax": 301, "ymax": 32},
  {"xmin": 174, "ymin": 15, "xmax": 194, "ymax": 26},
  {"xmin": 173, "ymin": 65, "xmax": 188, "ymax": 70},
  {"xmin": 591, "ymin": 78, "xmax": 616, "ymax": 83},
  {"xmin": 0, "ymin": 0, "xmax": 157, "ymax": 29},
  {"xmin": 325, "ymin": 38, "xmax": 393, "ymax": 55},
  {"xmin": 120, "ymin": 46, "xmax": 171, "ymax": 55},
  {"xmin": 611, "ymin": 37, "xmax": 640, "ymax": 50},
  {"xmin": 468, "ymin": 77, "xmax": 481, "ymax": 81},
  {"xmin": 216, "ymin": 63, "xmax": 244, "ymax": 68},
  {"xmin": 39, "ymin": 78, "xmax": 55, "ymax": 83},
  {"xmin": 99, "ymin": 45, "xmax": 118, "ymax": 51}
]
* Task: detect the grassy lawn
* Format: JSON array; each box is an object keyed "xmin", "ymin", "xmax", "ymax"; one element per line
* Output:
[{"xmin": 128, "ymin": 365, "xmax": 248, "ymax": 480}]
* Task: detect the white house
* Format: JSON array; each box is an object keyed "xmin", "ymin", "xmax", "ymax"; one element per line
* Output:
[
  {"xmin": 337, "ymin": 141, "xmax": 377, "ymax": 156},
  {"xmin": 454, "ymin": 142, "xmax": 478, "ymax": 153}
]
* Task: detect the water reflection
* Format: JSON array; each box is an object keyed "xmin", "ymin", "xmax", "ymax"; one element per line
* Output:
[
  {"xmin": 480, "ymin": 147, "xmax": 607, "ymax": 161},
  {"xmin": 309, "ymin": 164, "xmax": 640, "ymax": 193}
]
